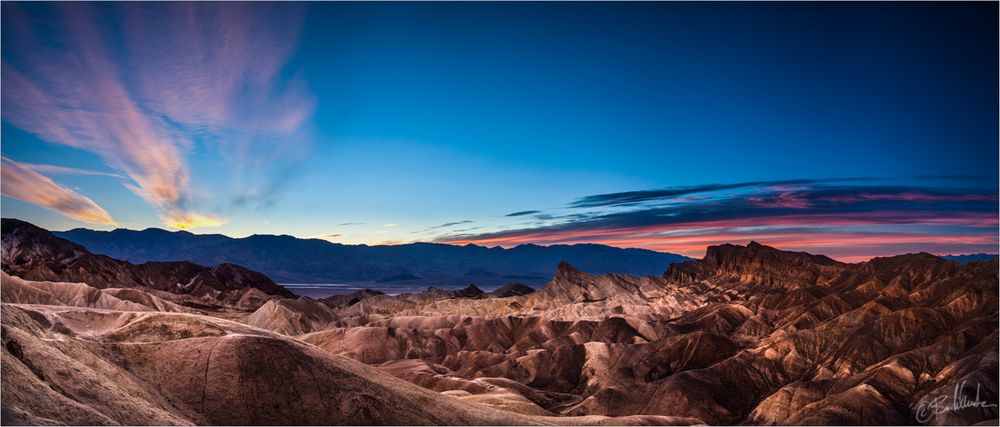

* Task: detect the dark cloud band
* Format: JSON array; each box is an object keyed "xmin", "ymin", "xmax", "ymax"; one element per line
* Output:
[{"xmin": 506, "ymin": 210, "xmax": 542, "ymax": 217}]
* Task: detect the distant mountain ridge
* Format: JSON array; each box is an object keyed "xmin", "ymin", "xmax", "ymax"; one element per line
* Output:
[
  {"xmin": 941, "ymin": 253, "xmax": 999, "ymax": 263},
  {"xmin": 1, "ymin": 218, "xmax": 293, "ymax": 300},
  {"xmin": 54, "ymin": 226, "xmax": 691, "ymax": 286}
]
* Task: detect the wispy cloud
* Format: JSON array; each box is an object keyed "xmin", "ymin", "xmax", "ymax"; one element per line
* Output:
[
  {"xmin": 412, "ymin": 220, "xmax": 474, "ymax": 234},
  {"xmin": 570, "ymin": 178, "xmax": 878, "ymax": 208},
  {"xmin": 17, "ymin": 162, "xmax": 127, "ymax": 180},
  {"xmin": 506, "ymin": 210, "xmax": 541, "ymax": 217},
  {"xmin": 439, "ymin": 182, "xmax": 999, "ymax": 261},
  {"xmin": 382, "ymin": 223, "xmax": 398, "ymax": 227},
  {"xmin": 437, "ymin": 220, "xmax": 473, "ymax": 228},
  {"xmin": 1, "ymin": 157, "xmax": 115, "ymax": 225},
  {"xmin": 1, "ymin": 3, "xmax": 314, "ymax": 228}
]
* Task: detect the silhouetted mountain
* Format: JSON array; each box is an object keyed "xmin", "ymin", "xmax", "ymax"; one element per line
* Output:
[
  {"xmin": 489, "ymin": 283, "xmax": 535, "ymax": 297},
  {"xmin": 942, "ymin": 253, "xmax": 999, "ymax": 263},
  {"xmin": 319, "ymin": 288, "xmax": 386, "ymax": 309},
  {"xmin": 54, "ymin": 226, "xmax": 691, "ymax": 286},
  {"xmin": 2, "ymin": 218, "xmax": 293, "ymax": 299}
]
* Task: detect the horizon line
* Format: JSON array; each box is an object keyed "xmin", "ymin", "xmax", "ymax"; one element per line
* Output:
[{"xmin": 11, "ymin": 217, "xmax": 996, "ymax": 264}]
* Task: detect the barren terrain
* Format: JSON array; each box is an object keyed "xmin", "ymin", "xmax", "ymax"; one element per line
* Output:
[{"xmin": 2, "ymin": 219, "xmax": 997, "ymax": 425}]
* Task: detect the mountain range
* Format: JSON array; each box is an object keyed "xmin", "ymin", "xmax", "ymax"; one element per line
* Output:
[
  {"xmin": 2, "ymin": 218, "xmax": 997, "ymax": 425},
  {"xmin": 941, "ymin": 253, "xmax": 1000, "ymax": 263},
  {"xmin": 2, "ymin": 218, "xmax": 294, "ymax": 308},
  {"xmin": 276, "ymin": 242, "xmax": 999, "ymax": 424},
  {"xmin": 54, "ymin": 225, "xmax": 691, "ymax": 286}
]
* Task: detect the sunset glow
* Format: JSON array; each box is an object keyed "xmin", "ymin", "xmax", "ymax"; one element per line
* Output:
[{"xmin": 2, "ymin": 2, "xmax": 996, "ymax": 260}]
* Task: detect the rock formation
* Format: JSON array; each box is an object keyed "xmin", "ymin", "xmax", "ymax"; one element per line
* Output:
[
  {"xmin": 2, "ymin": 218, "xmax": 997, "ymax": 425},
  {"xmin": 2, "ymin": 218, "xmax": 294, "ymax": 304}
]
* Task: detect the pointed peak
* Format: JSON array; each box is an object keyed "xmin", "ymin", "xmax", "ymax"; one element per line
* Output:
[
  {"xmin": 461, "ymin": 284, "xmax": 484, "ymax": 293},
  {"xmin": 456, "ymin": 284, "xmax": 485, "ymax": 297},
  {"xmin": 490, "ymin": 283, "xmax": 535, "ymax": 297},
  {"xmin": 556, "ymin": 260, "xmax": 580, "ymax": 275}
]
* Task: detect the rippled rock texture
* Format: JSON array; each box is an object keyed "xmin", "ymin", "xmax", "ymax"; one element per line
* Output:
[{"xmin": 2, "ymin": 219, "xmax": 997, "ymax": 425}]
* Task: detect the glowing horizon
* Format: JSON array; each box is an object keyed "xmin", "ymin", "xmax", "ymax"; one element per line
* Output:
[{"xmin": 2, "ymin": 2, "xmax": 997, "ymax": 261}]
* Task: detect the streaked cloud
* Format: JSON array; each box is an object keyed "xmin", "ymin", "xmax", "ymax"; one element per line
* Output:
[
  {"xmin": 506, "ymin": 210, "xmax": 541, "ymax": 217},
  {"xmin": 1, "ymin": 3, "xmax": 314, "ymax": 228},
  {"xmin": 438, "ymin": 182, "xmax": 999, "ymax": 261},
  {"xmin": 1, "ymin": 157, "xmax": 115, "ymax": 225},
  {"xmin": 382, "ymin": 223, "xmax": 398, "ymax": 227},
  {"xmin": 570, "ymin": 178, "xmax": 878, "ymax": 208},
  {"xmin": 437, "ymin": 220, "xmax": 473, "ymax": 228},
  {"xmin": 17, "ymin": 162, "xmax": 126, "ymax": 180},
  {"xmin": 413, "ymin": 220, "xmax": 474, "ymax": 234}
]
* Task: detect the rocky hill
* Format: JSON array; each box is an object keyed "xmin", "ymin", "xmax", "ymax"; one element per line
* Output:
[
  {"xmin": 2, "ymin": 224, "xmax": 996, "ymax": 425},
  {"xmin": 2, "ymin": 218, "xmax": 293, "ymax": 301},
  {"xmin": 278, "ymin": 243, "xmax": 999, "ymax": 424}
]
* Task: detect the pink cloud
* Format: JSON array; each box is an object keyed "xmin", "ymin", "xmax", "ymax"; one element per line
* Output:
[
  {"xmin": 16, "ymin": 161, "xmax": 126, "ymax": 180},
  {"xmin": 817, "ymin": 192, "xmax": 998, "ymax": 204},
  {"xmin": 746, "ymin": 191, "xmax": 813, "ymax": 209},
  {"xmin": 443, "ymin": 227, "xmax": 998, "ymax": 262},
  {"xmin": 121, "ymin": 3, "xmax": 314, "ymax": 135},
  {"xmin": 1, "ymin": 3, "xmax": 314, "ymax": 227},
  {"xmin": 440, "ymin": 209, "xmax": 998, "ymax": 261},
  {"xmin": 1, "ymin": 157, "xmax": 115, "ymax": 225}
]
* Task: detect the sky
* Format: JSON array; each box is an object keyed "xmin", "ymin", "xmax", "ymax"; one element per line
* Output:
[{"xmin": 2, "ymin": 2, "xmax": 997, "ymax": 262}]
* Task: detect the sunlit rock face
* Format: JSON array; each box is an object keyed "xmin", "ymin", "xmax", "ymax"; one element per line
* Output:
[
  {"xmin": 293, "ymin": 243, "xmax": 998, "ymax": 425},
  {"xmin": 2, "ymin": 219, "xmax": 997, "ymax": 425}
]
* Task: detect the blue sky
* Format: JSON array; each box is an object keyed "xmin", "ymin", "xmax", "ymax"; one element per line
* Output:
[{"xmin": 2, "ymin": 2, "xmax": 997, "ymax": 260}]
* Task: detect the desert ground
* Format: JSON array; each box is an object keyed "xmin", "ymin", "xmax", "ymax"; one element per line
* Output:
[{"xmin": 2, "ymin": 219, "xmax": 997, "ymax": 425}]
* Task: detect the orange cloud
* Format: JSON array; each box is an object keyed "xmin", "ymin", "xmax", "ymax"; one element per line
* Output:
[
  {"xmin": 3, "ymin": 3, "xmax": 313, "ymax": 228},
  {"xmin": 1, "ymin": 157, "xmax": 115, "ymax": 225},
  {"xmin": 1, "ymin": 7, "xmax": 197, "ymax": 226},
  {"xmin": 443, "ymin": 226, "xmax": 999, "ymax": 262},
  {"xmin": 162, "ymin": 212, "xmax": 226, "ymax": 230}
]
